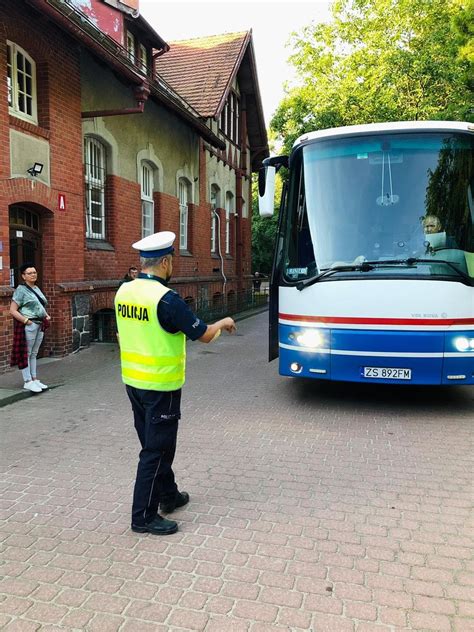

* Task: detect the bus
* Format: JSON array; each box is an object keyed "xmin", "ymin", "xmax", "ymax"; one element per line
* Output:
[{"xmin": 258, "ymin": 121, "xmax": 474, "ymax": 385}]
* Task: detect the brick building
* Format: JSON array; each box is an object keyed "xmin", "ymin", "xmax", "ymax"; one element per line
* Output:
[{"xmin": 0, "ymin": 0, "xmax": 268, "ymax": 373}]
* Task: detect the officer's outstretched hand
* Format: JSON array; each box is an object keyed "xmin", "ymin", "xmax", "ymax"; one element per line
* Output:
[
  {"xmin": 199, "ymin": 317, "xmax": 236, "ymax": 343},
  {"xmin": 221, "ymin": 317, "xmax": 236, "ymax": 334}
]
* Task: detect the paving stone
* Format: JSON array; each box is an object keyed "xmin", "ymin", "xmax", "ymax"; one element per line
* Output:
[{"xmin": 1, "ymin": 315, "xmax": 472, "ymax": 632}]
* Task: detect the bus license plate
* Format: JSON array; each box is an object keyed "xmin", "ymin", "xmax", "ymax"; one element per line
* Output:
[{"xmin": 363, "ymin": 367, "xmax": 411, "ymax": 380}]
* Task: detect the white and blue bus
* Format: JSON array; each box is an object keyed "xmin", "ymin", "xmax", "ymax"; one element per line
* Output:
[{"xmin": 259, "ymin": 121, "xmax": 474, "ymax": 385}]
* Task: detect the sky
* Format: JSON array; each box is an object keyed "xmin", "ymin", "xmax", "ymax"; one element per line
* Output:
[{"xmin": 140, "ymin": 0, "xmax": 332, "ymax": 126}]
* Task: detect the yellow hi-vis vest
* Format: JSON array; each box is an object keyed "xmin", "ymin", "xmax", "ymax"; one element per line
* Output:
[{"xmin": 115, "ymin": 279, "xmax": 186, "ymax": 391}]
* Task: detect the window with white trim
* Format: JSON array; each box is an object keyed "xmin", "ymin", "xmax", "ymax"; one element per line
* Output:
[
  {"xmin": 178, "ymin": 178, "xmax": 190, "ymax": 251},
  {"xmin": 141, "ymin": 162, "xmax": 154, "ymax": 237},
  {"xmin": 225, "ymin": 192, "xmax": 233, "ymax": 254},
  {"xmin": 232, "ymin": 93, "xmax": 240, "ymax": 143},
  {"xmin": 220, "ymin": 101, "xmax": 227, "ymax": 136},
  {"xmin": 84, "ymin": 137, "xmax": 107, "ymax": 240},
  {"xmin": 210, "ymin": 184, "xmax": 220, "ymax": 253},
  {"xmin": 219, "ymin": 92, "xmax": 240, "ymax": 144},
  {"xmin": 126, "ymin": 32, "xmax": 135, "ymax": 62},
  {"xmin": 7, "ymin": 41, "xmax": 37, "ymax": 123},
  {"xmin": 139, "ymin": 44, "xmax": 148, "ymax": 73}
]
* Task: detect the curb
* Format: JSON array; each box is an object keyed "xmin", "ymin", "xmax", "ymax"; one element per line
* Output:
[
  {"xmin": 0, "ymin": 384, "xmax": 63, "ymax": 409},
  {"xmin": 0, "ymin": 390, "xmax": 31, "ymax": 407}
]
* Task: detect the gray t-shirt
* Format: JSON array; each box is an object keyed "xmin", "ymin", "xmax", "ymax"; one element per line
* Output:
[{"xmin": 12, "ymin": 285, "xmax": 48, "ymax": 320}]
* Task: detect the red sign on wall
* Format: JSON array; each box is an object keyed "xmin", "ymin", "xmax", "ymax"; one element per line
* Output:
[{"xmin": 58, "ymin": 193, "xmax": 66, "ymax": 212}]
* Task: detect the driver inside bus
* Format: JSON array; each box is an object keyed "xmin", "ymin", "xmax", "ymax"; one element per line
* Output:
[{"xmin": 422, "ymin": 214, "xmax": 458, "ymax": 250}]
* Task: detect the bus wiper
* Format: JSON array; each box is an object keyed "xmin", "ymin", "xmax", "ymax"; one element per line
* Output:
[
  {"xmin": 296, "ymin": 263, "xmax": 375, "ymax": 291},
  {"xmin": 404, "ymin": 257, "xmax": 473, "ymax": 285},
  {"xmin": 296, "ymin": 258, "xmax": 473, "ymax": 291}
]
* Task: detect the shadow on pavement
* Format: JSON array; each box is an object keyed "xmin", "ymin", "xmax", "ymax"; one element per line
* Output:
[{"xmin": 287, "ymin": 377, "xmax": 474, "ymax": 416}]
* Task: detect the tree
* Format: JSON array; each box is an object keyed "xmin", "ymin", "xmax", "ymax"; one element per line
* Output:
[
  {"xmin": 251, "ymin": 173, "xmax": 282, "ymax": 275},
  {"xmin": 272, "ymin": 0, "xmax": 473, "ymax": 153},
  {"xmin": 452, "ymin": 0, "xmax": 474, "ymax": 65}
]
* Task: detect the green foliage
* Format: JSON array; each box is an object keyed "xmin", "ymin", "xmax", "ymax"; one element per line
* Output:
[
  {"xmin": 251, "ymin": 174, "xmax": 281, "ymax": 274},
  {"xmin": 272, "ymin": 0, "xmax": 473, "ymax": 154},
  {"xmin": 452, "ymin": 0, "xmax": 474, "ymax": 64}
]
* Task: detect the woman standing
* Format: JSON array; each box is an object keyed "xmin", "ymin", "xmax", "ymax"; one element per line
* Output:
[{"xmin": 10, "ymin": 263, "xmax": 51, "ymax": 393}]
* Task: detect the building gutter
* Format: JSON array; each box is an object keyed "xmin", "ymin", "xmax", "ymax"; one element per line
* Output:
[
  {"xmin": 81, "ymin": 83, "xmax": 150, "ymax": 118},
  {"xmin": 150, "ymin": 78, "xmax": 226, "ymax": 150}
]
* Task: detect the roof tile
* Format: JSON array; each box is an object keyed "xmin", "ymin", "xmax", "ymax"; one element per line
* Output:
[{"xmin": 155, "ymin": 32, "xmax": 249, "ymax": 117}]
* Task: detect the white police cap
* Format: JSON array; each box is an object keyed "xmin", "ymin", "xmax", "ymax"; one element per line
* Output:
[{"xmin": 132, "ymin": 231, "xmax": 175, "ymax": 258}]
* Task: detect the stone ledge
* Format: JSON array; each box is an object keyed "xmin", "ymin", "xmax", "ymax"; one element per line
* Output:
[
  {"xmin": 58, "ymin": 280, "xmax": 120, "ymax": 293},
  {"xmin": 86, "ymin": 239, "xmax": 115, "ymax": 251},
  {"xmin": 0, "ymin": 286, "xmax": 14, "ymax": 298}
]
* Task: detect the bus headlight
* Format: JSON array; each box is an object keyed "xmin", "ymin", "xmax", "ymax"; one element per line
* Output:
[
  {"xmin": 290, "ymin": 362, "xmax": 303, "ymax": 373},
  {"xmin": 295, "ymin": 329, "xmax": 323, "ymax": 348},
  {"xmin": 454, "ymin": 337, "xmax": 474, "ymax": 352}
]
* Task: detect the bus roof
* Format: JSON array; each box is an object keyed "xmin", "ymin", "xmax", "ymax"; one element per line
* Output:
[{"xmin": 293, "ymin": 121, "xmax": 474, "ymax": 148}]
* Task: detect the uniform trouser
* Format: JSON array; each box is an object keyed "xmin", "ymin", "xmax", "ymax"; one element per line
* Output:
[
  {"xmin": 126, "ymin": 385, "xmax": 179, "ymax": 526},
  {"xmin": 21, "ymin": 322, "xmax": 44, "ymax": 382}
]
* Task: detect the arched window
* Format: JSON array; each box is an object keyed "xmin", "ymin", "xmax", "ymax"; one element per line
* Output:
[
  {"xmin": 84, "ymin": 137, "xmax": 107, "ymax": 239},
  {"xmin": 178, "ymin": 178, "xmax": 191, "ymax": 251},
  {"xmin": 141, "ymin": 162, "xmax": 154, "ymax": 237},
  {"xmin": 7, "ymin": 41, "xmax": 37, "ymax": 123},
  {"xmin": 225, "ymin": 192, "xmax": 234, "ymax": 255},
  {"xmin": 210, "ymin": 184, "xmax": 220, "ymax": 253}
]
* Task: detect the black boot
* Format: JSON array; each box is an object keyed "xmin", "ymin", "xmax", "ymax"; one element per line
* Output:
[
  {"xmin": 131, "ymin": 515, "xmax": 178, "ymax": 535},
  {"xmin": 160, "ymin": 491, "xmax": 190, "ymax": 513}
]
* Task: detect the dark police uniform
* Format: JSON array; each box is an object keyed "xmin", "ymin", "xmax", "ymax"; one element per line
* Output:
[{"xmin": 125, "ymin": 273, "xmax": 206, "ymax": 528}]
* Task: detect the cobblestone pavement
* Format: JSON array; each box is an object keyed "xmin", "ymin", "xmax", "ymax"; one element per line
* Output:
[{"xmin": 1, "ymin": 312, "xmax": 473, "ymax": 632}]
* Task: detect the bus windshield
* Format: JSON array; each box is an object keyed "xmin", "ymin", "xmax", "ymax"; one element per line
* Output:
[{"xmin": 283, "ymin": 132, "xmax": 474, "ymax": 283}]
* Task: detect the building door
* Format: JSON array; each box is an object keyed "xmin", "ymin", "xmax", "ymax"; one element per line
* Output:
[{"xmin": 9, "ymin": 205, "xmax": 42, "ymax": 287}]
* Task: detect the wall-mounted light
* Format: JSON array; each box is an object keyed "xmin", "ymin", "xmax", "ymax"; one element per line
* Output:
[{"xmin": 27, "ymin": 162, "xmax": 44, "ymax": 177}]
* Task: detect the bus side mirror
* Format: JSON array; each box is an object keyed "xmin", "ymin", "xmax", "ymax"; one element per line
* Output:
[{"xmin": 258, "ymin": 165, "xmax": 276, "ymax": 217}]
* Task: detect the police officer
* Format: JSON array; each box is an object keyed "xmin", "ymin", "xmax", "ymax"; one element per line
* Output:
[{"xmin": 115, "ymin": 231, "xmax": 236, "ymax": 535}]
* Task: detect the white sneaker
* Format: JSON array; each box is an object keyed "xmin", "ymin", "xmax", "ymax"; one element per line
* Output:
[
  {"xmin": 34, "ymin": 380, "xmax": 48, "ymax": 390},
  {"xmin": 24, "ymin": 381, "xmax": 42, "ymax": 393}
]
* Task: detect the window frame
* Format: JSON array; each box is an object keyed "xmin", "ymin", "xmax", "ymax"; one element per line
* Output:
[
  {"xmin": 139, "ymin": 44, "xmax": 148, "ymax": 73},
  {"xmin": 210, "ymin": 184, "xmax": 220, "ymax": 253},
  {"xmin": 225, "ymin": 192, "xmax": 233, "ymax": 255},
  {"xmin": 126, "ymin": 31, "xmax": 135, "ymax": 63},
  {"xmin": 7, "ymin": 41, "xmax": 38, "ymax": 124},
  {"xmin": 141, "ymin": 162, "xmax": 154, "ymax": 238},
  {"xmin": 178, "ymin": 179, "xmax": 189, "ymax": 251},
  {"xmin": 219, "ymin": 91, "xmax": 240, "ymax": 144},
  {"xmin": 84, "ymin": 137, "xmax": 107, "ymax": 240}
]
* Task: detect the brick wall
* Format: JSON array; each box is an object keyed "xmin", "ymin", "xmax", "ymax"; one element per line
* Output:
[
  {"xmin": 0, "ymin": 0, "xmax": 254, "ymax": 374},
  {"xmin": 0, "ymin": 0, "xmax": 85, "ymax": 372}
]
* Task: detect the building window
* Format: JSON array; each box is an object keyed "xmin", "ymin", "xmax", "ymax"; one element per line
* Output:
[
  {"xmin": 232, "ymin": 93, "xmax": 240, "ymax": 143},
  {"xmin": 126, "ymin": 31, "xmax": 135, "ymax": 62},
  {"xmin": 141, "ymin": 162, "xmax": 154, "ymax": 237},
  {"xmin": 220, "ymin": 101, "xmax": 227, "ymax": 136},
  {"xmin": 178, "ymin": 178, "xmax": 190, "ymax": 251},
  {"xmin": 210, "ymin": 184, "xmax": 220, "ymax": 253},
  {"xmin": 219, "ymin": 92, "xmax": 240, "ymax": 144},
  {"xmin": 84, "ymin": 137, "xmax": 107, "ymax": 240},
  {"xmin": 7, "ymin": 41, "xmax": 37, "ymax": 123},
  {"xmin": 225, "ymin": 192, "xmax": 233, "ymax": 255},
  {"xmin": 139, "ymin": 44, "xmax": 148, "ymax": 73}
]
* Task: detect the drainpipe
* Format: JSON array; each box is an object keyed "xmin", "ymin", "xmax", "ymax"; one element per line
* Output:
[
  {"xmin": 81, "ymin": 83, "xmax": 150, "ymax": 118},
  {"xmin": 152, "ymin": 47, "xmax": 168, "ymax": 61}
]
